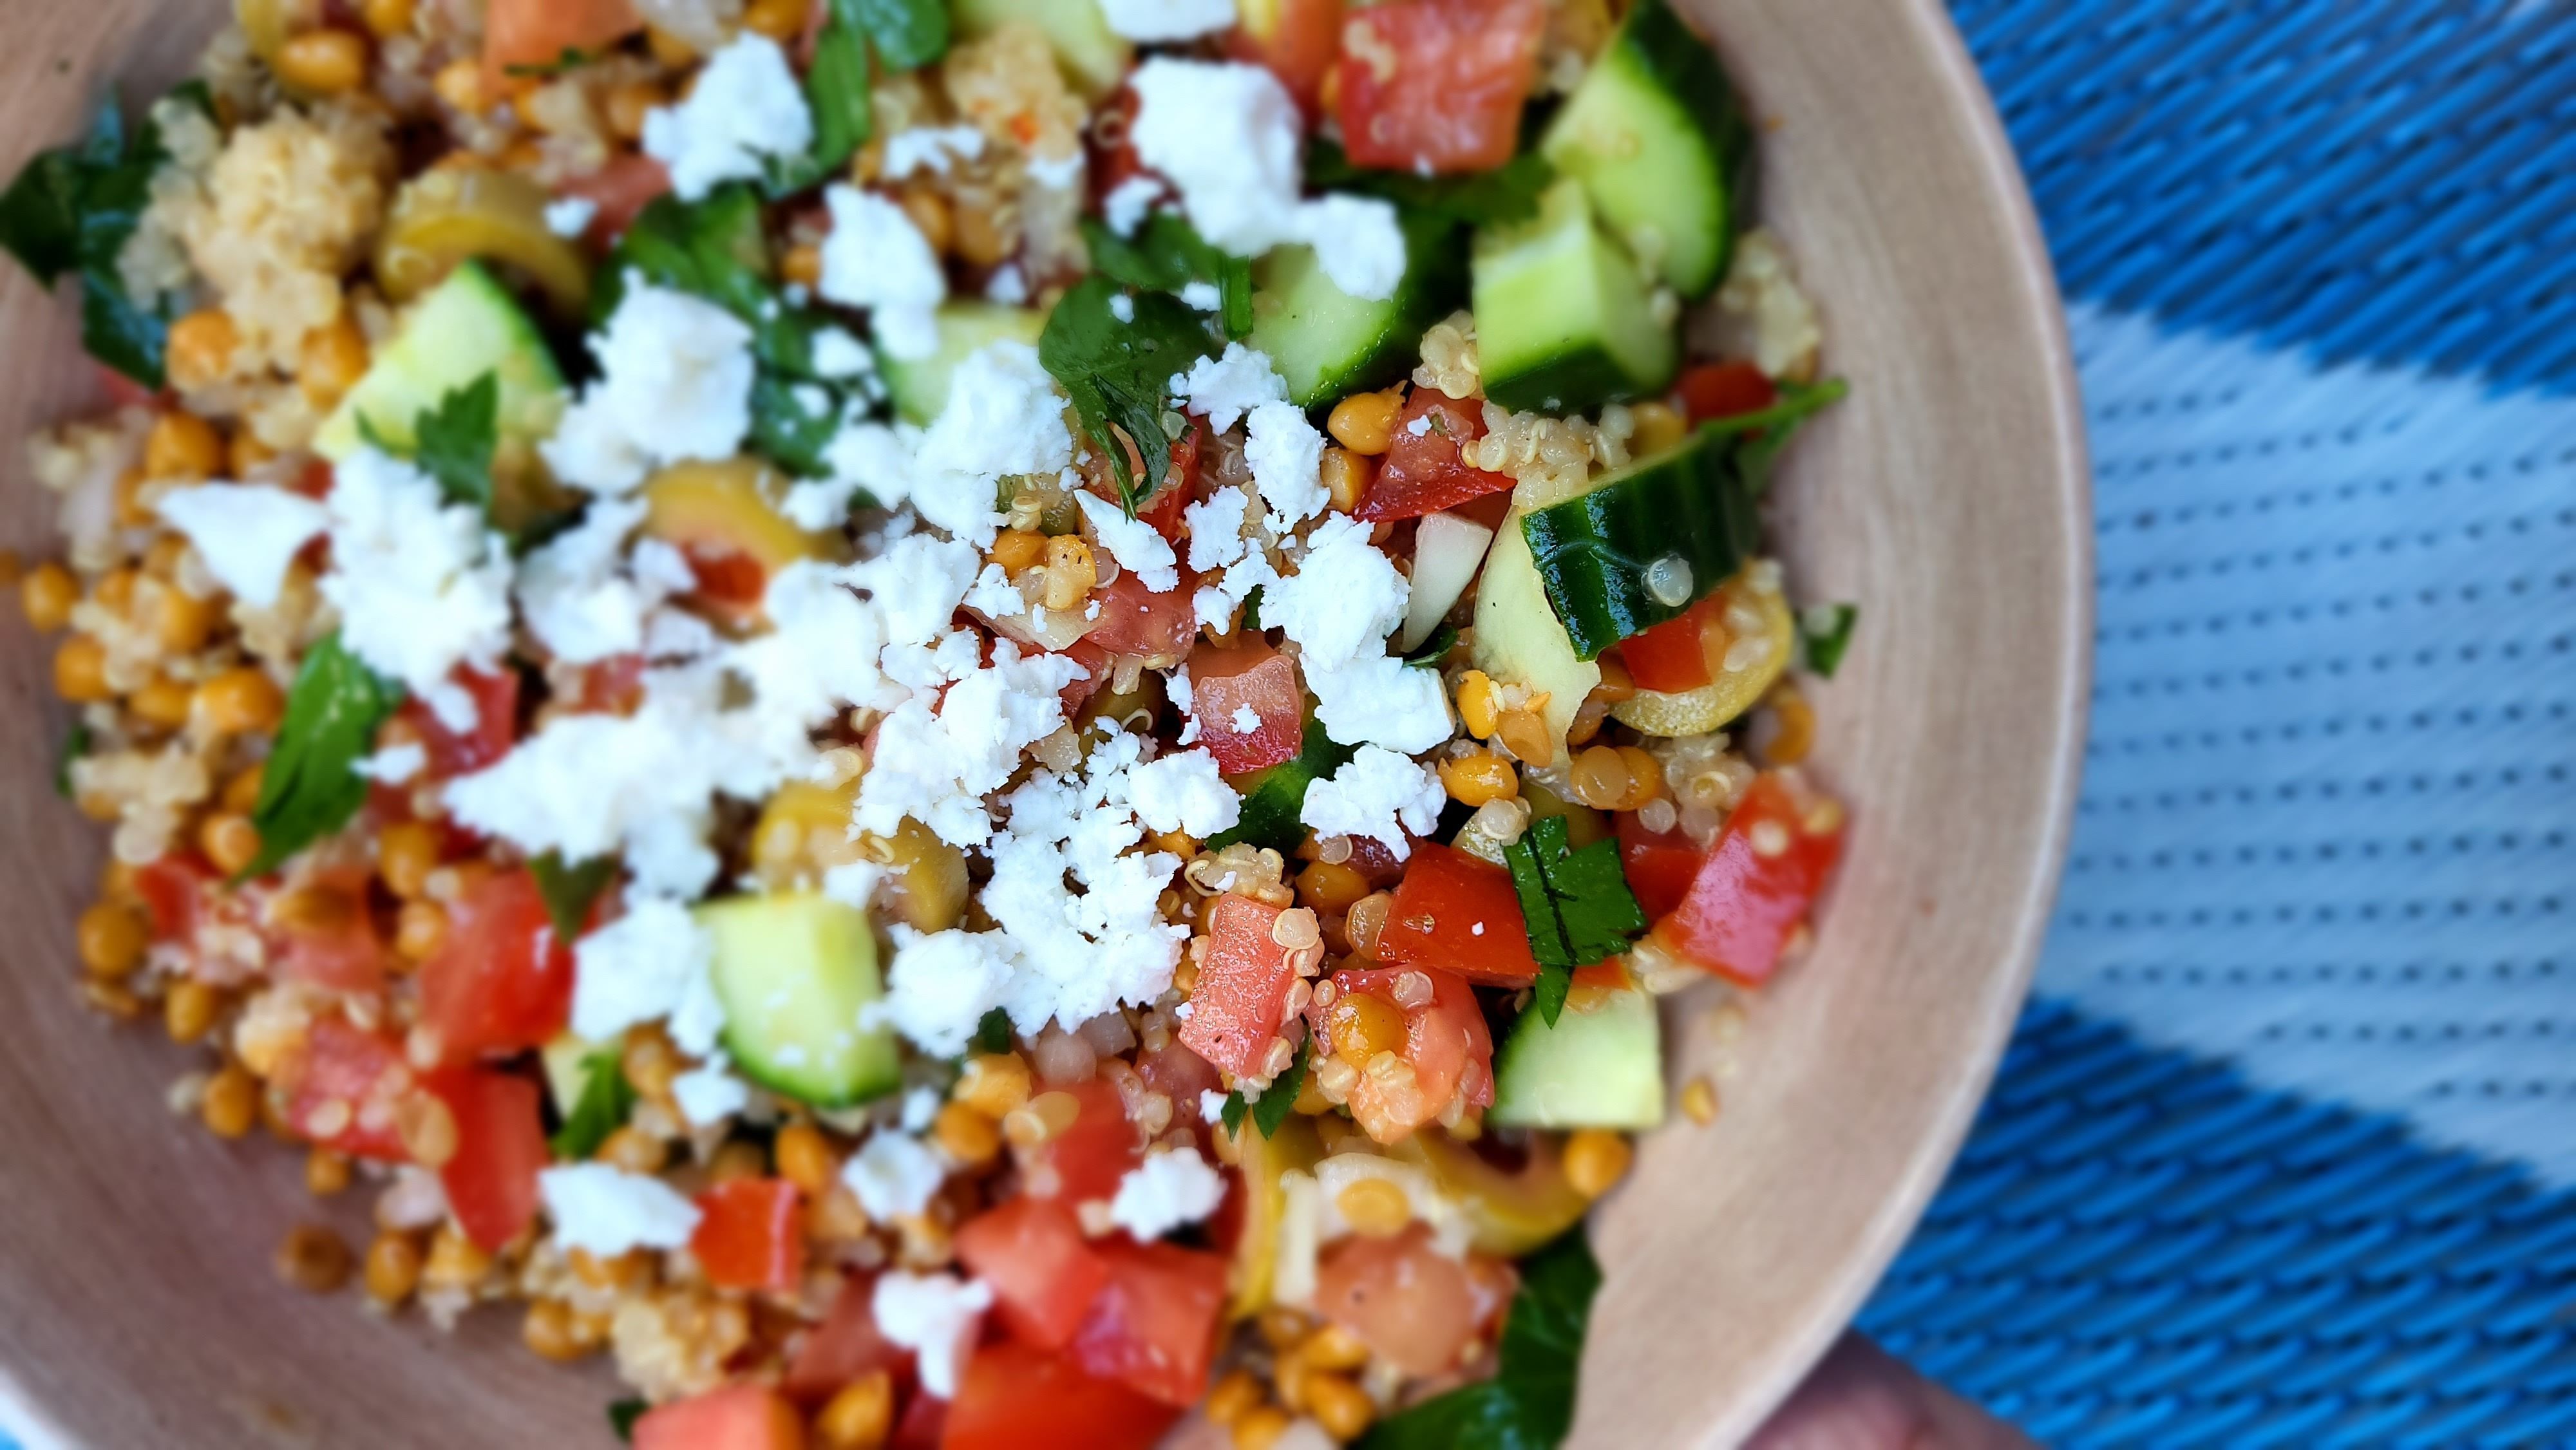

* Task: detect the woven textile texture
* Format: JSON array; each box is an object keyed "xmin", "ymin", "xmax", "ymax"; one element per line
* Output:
[{"xmin": 1857, "ymin": 0, "xmax": 2576, "ymax": 1444}]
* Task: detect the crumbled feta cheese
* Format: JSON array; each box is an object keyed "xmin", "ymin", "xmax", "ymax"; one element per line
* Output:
[
  {"xmin": 1296, "ymin": 194, "xmax": 1408, "ymax": 302},
  {"xmin": 1307, "ymin": 651, "xmax": 1454, "ymax": 752},
  {"xmin": 543, "ymin": 196, "xmax": 598, "ymax": 238},
  {"xmin": 844, "ymin": 1131, "xmax": 949, "ymax": 1220},
  {"xmin": 1101, "ymin": 0, "xmax": 1237, "ymax": 42},
  {"xmin": 811, "ymin": 326, "xmax": 875, "ymax": 381},
  {"xmin": 1182, "ymin": 487, "xmax": 1251, "ymax": 572},
  {"xmin": 672, "ymin": 1061, "xmax": 750, "ymax": 1127},
  {"xmin": 1075, "ymin": 489, "xmax": 1180, "ymax": 593},
  {"xmin": 871, "ymin": 1272, "xmax": 993, "ymax": 1400},
  {"xmin": 1027, "ymin": 151, "xmax": 1084, "ymax": 190},
  {"xmin": 902, "ymin": 1086, "xmax": 944, "ymax": 1133},
  {"xmin": 1109, "ymin": 292, "xmax": 1136, "ymax": 324},
  {"xmin": 1244, "ymin": 400, "xmax": 1327, "ymax": 525},
  {"xmin": 542, "ymin": 285, "xmax": 755, "ymax": 495},
  {"xmin": 1109, "ymin": 1147, "xmax": 1228, "ymax": 1239},
  {"xmin": 1301, "ymin": 746, "xmax": 1444, "ymax": 859},
  {"xmin": 985, "ymin": 265, "xmax": 1029, "ymax": 304},
  {"xmin": 1180, "ymin": 279, "xmax": 1221, "ymax": 311},
  {"xmin": 819, "ymin": 184, "xmax": 947, "ymax": 362},
  {"xmin": 1230, "ymin": 704, "xmax": 1261, "ymax": 735},
  {"xmin": 907, "ymin": 343, "xmax": 1074, "ymax": 547},
  {"xmin": 1193, "ymin": 586, "xmax": 1233, "ymax": 631},
  {"xmin": 539, "ymin": 1163, "xmax": 702, "ymax": 1257},
  {"xmin": 1126, "ymin": 748, "xmax": 1242, "ymax": 837},
  {"xmin": 514, "ymin": 497, "xmax": 665, "ymax": 666},
  {"xmin": 1200, "ymin": 1089, "xmax": 1229, "ymax": 1124},
  {"xmin": 641, "ymin": 34, "xmax": 814, "ymax": 201},
  {"xmin": 1102, "ymin": 175, "xmax": 1166, "ymax": 238},
  {"xmin": 856, "ymin": 639, "xmax": 1083, "ymax": 847},
  {"xmin": 1128, "ymin": 59, "xmax": 1303, "ymax": 256},
  {"xmin": 795, "ymin": 418, "xmax": 917, "ymax": 528},
  {"xmin": 1170, "ymin": 343, "xmax": 1289, "ymax": 431},
  {"xmin": 320, "ymin": 449, "xmax": 513, "ymax": 730},
  {"xmin": 351, "ymin": 742, "xmax": 425, "ymax": 785},
  {"xmin": 1265, "ymin": 514, "xmax": 1408, "ymax": 669},
  {"xmin": 880, "ymin": 124, "xmax": 988, "ymax": 179},
  {"xmin": 570, "ymin": 896, "xmax": 719, "ymax": 1047},
  {"xmin": 876, "ymin": 928, "xmax": 1018, "ymax": 1055},
  {"xmin": 154, "ymin": 484, "xmax": 327, "ymax": 610},
  {"xmin": 855, "ymin": 532, "xmax": 985, "ymax": 649}
]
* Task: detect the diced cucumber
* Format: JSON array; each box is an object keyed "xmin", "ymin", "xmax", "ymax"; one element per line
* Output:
[
  {"xmin": 880, "ymin": 301, "xmax": 1048, "ymax": 426},
  {"xmin": 1519, "ymin": 426, "xmax": 1759, "ymax": 659},
  {"xmin": 699, "ymin": 892, "xmax": 900, "ymax": 1109},
  {"xmin": 1490, "ymin": 987, "xmax": 1665, "ymax": 1129},
  {"xmin": 952, "ymin": 0, "xmax": 1131, "ymax": 100},
  {"xmin": 1248, "ymin": 214, "xmax": 1459, "ymax": 408},
  {"xmin": 1470, "ymin": 514, "xmax": 1600, "ymax": 757},
  {"xmin": 1540, "ymin": 0, "xmax": 1754, "ymax": 299},
  {"xmin": 1472, "ymin": 177, "xmax": 1678, "ymax": 415},
  {"xmin": 314, "ymin": 260, "xmax": 567, "ymax": 463},
  {"xmin": 1208, "ymin": 713, "xmax": 1354, "ymax": 855}
]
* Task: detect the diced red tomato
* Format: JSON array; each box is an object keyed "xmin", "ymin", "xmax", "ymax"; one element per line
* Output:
[
  {"xmin": 1310, "ymin": 966, "xmax": 1493, "ymax": 1144},
  {"xmin": 1356, "ymin": 389, "xmax": 1515, "ymax": 522},
  {"xmin": 1314, "ymin": 1223, "xmax": 1482, "ymax": 1375},
  {"xmin": 1186, "ymin": 641, "xmax": 1303, "ymax": 776},
  {"xmin": 1132, "ymin": 419, "xmax": 1204, "ymax": 545},
  {"xmin": 390, "ymin": 666, "xmax": 520, "ymax": 780},
  {"xmin": 426, "ymin": 1068, "xmax": 547, "ymax": 1250},
  {"xmin": 276, "ymin": 1015, "xmax": 415, "ymax": 1162},
  {"xmin": 1650, "ymin": 770, "xmax": 1844, "ymax": 986},
  {"xmin": 567, "ymin": 652, "xmax": 648, "ymax": 715},
  {"xmin": 417, "ymin": 868, "xmax": 576, "ymax": 1063},
  {"xmin": 483, "ymin": 0, "xmax": 641, "ymax": 89},
  {"xmin": 1227, "ymin": 0, "xmax": 1347, "ymax": 112},
  {"xmin": 632, "ymin": 1384, "xmax": 804, "ymax": 1450},
  {"xmin": 892, "ymin": 1392, "xmax": 945, "ymax": 1450},
  {"xmin": 1375, "ymin": 843, "xmax": 1540, "ymax": 987},
  {"xmin": 1177, "ymin": 894, "xmax": 1302, "ymax": 1080},
  {"xmin": 1674, "ymin": 361, "xmax": 1779, "ymax": 426},
  {"xmin": 1300, "ymin": 831, "xmax": 1406, "ymax": 888},
  {"xmin": 1087, "ymin": 86, "xmax": 1150, "ymax": 209},
  {"xmin": 944, "ymin": 1341, "xmax": 1183, "ymax": 1450},
  {"xmin": 1613, "ymin": 590, "xmax": 1728, "ymax": 693},
  {"xmin": 1070, "ymin": 1240, "xmax": 1230, "ymax": 1407},
  {"xmin": 1084, "ymin": 571, "xmax": 1200, "ymax": 661},
  {"xmin": 1617, "ymin": 813, "xmax": 1705, "ymax": 923},
  {"xmin": 1019, "ymin": 1078, "xmax": 1143, "ymax": 1206},
  {"xmin": 95, "ymin": 362, "xmax": 164, "ymax": 411},
  {"xmin": 682, "ymin": 543, "xmax": 772, "ymax": 615},
  {"xmin": 954, "ymin": 1196, "xmax": 1111, "ymax": 1352},
  {"xmin": 558, "ymin": 153, "xmax": 673, "ymax": 243},
  {"xmin": 1132, "ymin": 1039, "xmax": 1223, "ymax": 1140},
  {"xmin": 692, "ymin": 1178, "xmax": 806, "ymax": 1292},
  {"xmin": 1057, "ymin": 637, "xmax": 1112, "ymax": 719},
  {"xmin": 133, "ymin": 853, "xmax": 216, "ymax": 941},
  {"xmin": 786, "ymin": 1273, "xmax": 913, "ymax": 1402},
  {"xmin": 1331, "ymin": 0, "xmax": 1547, "ymax": 175}
]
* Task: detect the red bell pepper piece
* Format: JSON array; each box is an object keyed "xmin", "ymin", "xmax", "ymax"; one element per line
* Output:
[
  {"xmin": 1375, "ymin": 842, "xmax": 1540, "ymax": 987},
  {"xmin": 1651, "ymin": 771, "xmax": 1844, "ymax": 986}
]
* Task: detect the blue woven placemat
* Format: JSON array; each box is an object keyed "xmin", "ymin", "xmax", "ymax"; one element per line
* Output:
[{"xmin": 1858, "ymin": 1, "xmax": 2576, "ymax": 1444}]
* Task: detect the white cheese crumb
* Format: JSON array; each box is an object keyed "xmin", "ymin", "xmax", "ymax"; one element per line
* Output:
[
  {"xmin": 871, "ymin": 1272, "xmax": 994, "ymax": 1400},
  {"xmin": 1230, "ymin": 703, "xmax": 1261, "ymax": 735},
  {"xmin": 907, "ymin": 343, "xmax": 1074, "ymax": 547},
  {"xmin": 1301, "ymin": 746, "xmax": 1444, "ymax": 860},
  {"xmin": 844, "ymin": 1130, "xmax": 949, "ymax": 1220},
  {"xmin": 154, "ymin": 482, "xmax": 327, "ymax": 610},
  {"xmin": 876, "ymin": 928, "xmax": 1018, "ymax": 1055},
  {"xmin": 672, "ymin": 1061, "xmax": 750, "ymax": 1128},
  {"xmin": 811, "ymin": 326, "xmax": 875, "ymax": 381},
  {"xmin": 1110, "ymin": 1147, "xmax": 1229, "ymax": 1239},
  {"xmin": 1126, "ymin": 748, "xmax": 1242, "ymax": 838},
  {"xmin": 570, "ymin": 896, "xmax": 720, "ymax": 1050},
  {"xmin": 1102, "ymin": 174, "xmax": 1166, "ymax": 238},
  {"xmin": 538, "ymin": 1163, "xmax": 703, "ymax": 1257},
  {"xmin": 902, "ymin": 1086, "xmax": 944, "ymax": 1134},
  {"xmin": 513, "ymin": 496, "xmax": 665, "ymax": 666},
  {"xmin": 1265, "ymin": 514, "xmax": 1408, "ymax": 670},
  {"xmin": 1128, "ymin": 59, "xmax": 1303, "ymax": 256},
  {"xmin": 1075, "ymin": 489, "xmax": 1180, "ymax": 593},
  {"xmin": 1296, "ymin": 194, "xmax": 1408, "ymax": 302},
  {"xmin": 641, "ymin": 34, "xmax": 814, "ymax": 201},
  {"xmin": 1200, "ymin": 1088, "xmax": 1229, "ymax": 1124},
  {"xmin": 819, "ymin": 184, "xmax": 947, "ymax": 362},
  {"xmin": 1101, "ymin": 0, "xmax": 1238, "ymax": 42},
  {"xmin": 880, "ymin": 124, "xmax": 988, "ymax": 179},
  {"xmin": 543, "ymin": 196, "xmax": 598, "ymax": 238},
  {"xmin": 1307, "ymin": 651, "xmax": 1455, "ymax": 753},
  {"xmin": 985, "ymin": 264, "xmax": 1029, "ymax": 305},
  {"xmin": 1170, "ymin": 342, "xmax": 1289, "ymax": 431},
  {"xmin": 1109, "ymin": 292, "xmax": 1136, "ymax": 323},
  {"xmin": 350, "ymin": 742, "xmax": 425, "ymax": 786},
  {"xmin": 1245, "ymin": 399, "xmax": 1328, "ymax": 526},
  {"xmin": 542, "ymin": 285, "xmax": 755, "ymax": 495},
  {"xmin": 320, "ymin": 449, "xmax": 513, "ymax": 730},
  {"xmin": 1180, "ymin": 279, "xmax": 1222, "ymax": 311},
  {"xmin": 1182, "ymin": 487, "xmax": 1251, "ymax": 572}
]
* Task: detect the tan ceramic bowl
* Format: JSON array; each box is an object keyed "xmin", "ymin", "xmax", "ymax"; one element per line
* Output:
[{"xmin": 0, "ymin": 1, "xmax": 2088, "ymax": 1445}]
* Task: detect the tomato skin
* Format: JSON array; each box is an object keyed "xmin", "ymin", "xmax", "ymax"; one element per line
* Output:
[
  {"xmin": 1331, "ymin": 0, "xmax": 1547, "ymax": 174},
  {"xmin": 392, "ymin": 666, "xmax": 521, "ymax": 780},
  {"xmin": 1675, "ymin": 361, "xmax": 1779, "ymax": 426},
  {"xmin": 558, "ymin": 154, "xmax": 672, "ymax": 243},
  {"xmin": 1311, "ymin": 966, "xmax": 1493, "ymax": 1144},
  {"xmin": 426, "ymin": 1068, "xmax": 548, "ymax": 1251},
  {"xmin": 1614, "ymin": 590, "xmax": 1727, "ymax": 693},
  {"xmin": 943, "ymin": 1341, "xmax": 1183, "ymax": 1450},
  {"xmin": 1177, "ymin": 894, "xmax": 1302, "ymax": 1079},
  {"xmin": 1652, "ymin": 771, "xmax": 1844, "ymax": 986},
  {"xmin": 278, "ymin": 1016, "xmax": 415, "ymax": 1162},
  {"xmin": 275, "ymin": 874, "xmax": 388, "ymax": 992},
  {"xmin": 632, "ymin": 1384, "xmax": 805, "ymax": 1450},
  {"xmin": 1019, "ymin": 1078, "xmax": 1143, "ymax": 1206},
  {"xmin": 417, "ymin": 868, "xmax": 577, "ymax": 1064},
  {"xmin": 1356, "ymin": 389, "xmax": 1515, "ymax": 522},
  {"xmin": 1084, "ymin": 571, "xmax": 1200, "ymax": 661},
  {"xmin": 1314, "ymin": 1223, "xmax": 1482, "ymax": 1375},
  {"xmin": 484, "ymin": 0, "xmax": 641, "ymax": 89},
  {"xmin": 1616, "ymin": 813, "xmax": 1705, "ymax": 923},
  {"xmin": 1069, "ymin": 1240, "xmax": 1231, "ymax": 1407},
  {"xmin": 692, "ymin": 1178, "xmax": 806, "ymax": 1292},
  {"xmin": 1057, "ymin": 637, "xmax": 1112, "ymax": 719},
  {"xmin": 1087, "ymin": 86, "xmax": 1149, "ymax": 209},
  {"xmin": 1375, "ymin": 843, "xmax": 1540, "ymax": 988},
  {"xmin": 1187, "ymin": 641, "xmax": 1304, "ymax": 776},
  {"xmin": 954, "ymin": 1196, "xmax": 1112, "ymax": 1352},
  {"xmin": 786, "ymin": 1272, "xmax": 913, "ymax": 1402},
  {"xmin": 133, "ymin": 853, "xmax": 216, "ymax": 941},
  {"xmin": 1227, "ymin": 0, "xmax": 1347, "ymax": 112}
]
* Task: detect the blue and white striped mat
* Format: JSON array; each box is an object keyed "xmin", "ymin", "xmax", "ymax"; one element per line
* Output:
[{"xmin": 1859, "ymin": 3, "xmax": 2576, "ymax": 1444}]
